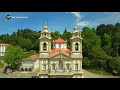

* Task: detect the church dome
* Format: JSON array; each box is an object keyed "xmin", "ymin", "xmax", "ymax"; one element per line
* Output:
[
  {"xmin": 43, "ymin": 25, "xmax": 49, "ymax": 32},
  {"xmin": 44, "ymin": 25, "xmax": 48, "ymax": 29},
  {"xmin": 72, "ymin": 24, "xmax": 79, "ymax": 33}
]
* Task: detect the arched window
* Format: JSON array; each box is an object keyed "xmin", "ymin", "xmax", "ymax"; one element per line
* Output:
[
  {"xmin": 45, "ymin": 33, "xmax": 46, "ymax": 36},
  {"xmin": 75, "ymin": 43, "xmax": 79, "ymax": 51},
  {"xmin": 21, "ymin": 68, "xmax": 24, "ymax": 71},
  {"xmin": 59, "ymin": 61, "xmax": 63, "ymax": 70},
  {"xmin": 66, "ymin": 63, "xmax": 70, "ymax": 70},
  {"xmin": 76, "ymin": 33, "xmax": 77, "ymax": 36},
  {"xmin": 59, "ymin": 44, "xmax": 61, "ymax": 48},
  {"xmin": 43, "ymin": 43, "xmax": 47, "ymax": 51},
  {"xmin": 52, "ymin": 63, "xmax": 56, "ymax": 70},
  {"xmin": 29, "ymin": 68, "xmax": 32, "ymax": 72},
  {"xmin": 75, "ymin": 64, "xmax": 79, "ymax": 70},
  {"xmin": 25, "ymin": 68, "xmax": 28, "ymax": 71}
]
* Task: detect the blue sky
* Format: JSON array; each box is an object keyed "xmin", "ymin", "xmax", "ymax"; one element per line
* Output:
[{"xmin": 0, "ymin": 12, "xmax": 120, "ymax": 35}]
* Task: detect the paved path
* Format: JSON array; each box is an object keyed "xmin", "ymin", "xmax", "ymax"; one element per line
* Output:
[{"xmin": 82, "ymin": 69, "xmax": 120, "ymax": 78}]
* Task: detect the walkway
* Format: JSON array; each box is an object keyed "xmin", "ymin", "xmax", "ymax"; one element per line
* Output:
[{"xmin": 82, "ymin": 69, "xmax": 120, "ymax": 78}]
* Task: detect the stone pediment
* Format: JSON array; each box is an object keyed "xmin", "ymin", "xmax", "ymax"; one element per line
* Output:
[{"xmin": 51, "ymin": 52, "xmax": 71, "ymax": 59}]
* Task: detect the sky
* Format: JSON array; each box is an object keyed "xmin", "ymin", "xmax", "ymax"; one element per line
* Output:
[{"xmin": 0, "ymin": 12, "xmax": 120, "ymax": 35}]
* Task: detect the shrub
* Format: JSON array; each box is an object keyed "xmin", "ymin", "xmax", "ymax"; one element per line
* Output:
[{"xmin": 0, "ymin": 61, "xmax": 4, "ymax": 68}]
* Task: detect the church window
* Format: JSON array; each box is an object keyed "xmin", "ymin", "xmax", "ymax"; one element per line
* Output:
[
  {"xmin": 54, "ymin": 44, "xmax": 55, "ymax": 48},
  {"xmin": 43, "ymin": 64, "xmax": 46, "ymax": 70},
  {"xmin": 59, "ymin": 61, "xmax": 63, "ymax": 70},
  {"xmin": 75, "ymin": 43, "xmax": 79, "ymax": 51},
  {"xmin": 76, "ymin": 33, "xmax": 77, "ymax": 36},
  {"xmin": 25, "ymin": 68, "xmax": 28, "ymax": 71},
  {"xmin": 45, "ymin": 33, "xmax": 46, "ymax": 36},
  {"xmin": 29, "ymin": 68, "xmax": 32, "ymax": 72},
  {"xmin": 59, "ymin": 44, "xmax": 61, "ymax": 48},
  {"xmin": 66, "ymin": 63, "xmax": 70, "ymax": 70},
  {"xmin": 21, "ymin": 68, "xmax": 24, "ymax": 71},
  {"xmin": 52, "ymin": 63, "xmax": 56, "ymax": 70},
  {"xmin": 43, "ymin": 43, "xmax": 47, "ymax": 51},
  {"xmin": 75, "ymin": 64, "xmax": 78, "ymax": 70}
]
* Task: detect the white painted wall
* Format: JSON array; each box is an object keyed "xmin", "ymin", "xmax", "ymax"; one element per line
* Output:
[
  {"xmin": 22, "ymin": 61, "xmax": 33, "ymax": 67},
  {"xmin": 55, "ymin": 44, "xmax": 59, "ymax": 48},
  {"xmin": 0, "ymin": 46, "xmax": 6, "ymax": 56},
  {"xmin": 61, "ymin": 44, "xmax": 63, "ymax": 48},
  {"xmin": 64, "ymin": 44, "xmax": 67, "ymax": 48},
  {"xmin": 55, "ymin": 43, "xmax": 67, "ymax": 49},
  {"xmin": 34, "ymin": 59, "xmax": 39, "ymax": 71},
  {"xmin": 4, "ymin": 46, "xmax": 5, "ymax": 52}
]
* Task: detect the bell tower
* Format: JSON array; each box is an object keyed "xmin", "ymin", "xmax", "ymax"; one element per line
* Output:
[
  {"xmin": 70, "ymin": 24, "xmax": 82, "ymax": 53},
  {"xmin": 70, "ymin": 24, "xmax": 83, "ymax": 78},
  {"xmin": 39, "ymin": 24, "xmax": 52, "ymax": 58}
]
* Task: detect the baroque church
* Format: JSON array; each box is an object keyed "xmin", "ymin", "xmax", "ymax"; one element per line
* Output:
[
  {"xmin": 19, "ymin": 24, "xmax": 83, "ymax": 78},
  {"xmin": 38, "ymin": 25, "xmax": 83, "ymax": 78}
]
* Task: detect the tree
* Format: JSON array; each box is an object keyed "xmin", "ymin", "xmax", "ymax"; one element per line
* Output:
[
  {"xmin": 96, "ymin": 24, "xmax": 106, "ymax": 36},
  {"xmin": 83, "ymin": 57, "xmax": 93, "ymax": 68},
  {"xmin": 82, "ymin": 27, "xmax": 102, "ymax": 57},
  {"xmin": 102, "ymin": 33, "xmax": 112, "ymax": 56},
  {"xmin": 62, "ymin": 28, "xmax": 71, "ymax": 49},
  {"xmin": 51, "ymin": 31, "xmax": 62, "ymax": 40},
  {"xmin": 1, "ymin": 34, "xmax": 11, "ymax": 44},
  {"xmin": 10, "ymin": 36, "xmax": 23, "ymax": 46},
  {"xmin": 33, "ymin": 39, "xmax": 39, "ymax": 52},
  {"xmin": 20, "ymin": 38, "xmax": 33, "ymax": 51},
  {"xmin": 3, "ymin": 45, "xmax": 23, "ymax": 69},
  {"xmin": 63, "ymin": 28, "xmax": 67, "ymax": 34},
  {"xmin": 112, "ymin": 32, "xmax": 120, "ymax": 57}
]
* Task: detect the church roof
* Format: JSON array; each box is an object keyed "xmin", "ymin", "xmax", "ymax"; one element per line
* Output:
[
  {"xmin": 51, "ymin": 48, "xmax": 70, "ymax": 54},
  {"xmin": 51, "ymin": 48, "xmax": 71, "ymax": 58},
  {"xmin": 23, "ymin": 54, "xmax": 39, "ymax": 61},
  {"xmin": 44, "ymin": 25, "xmax": 48, "ymax": 29},
  {"xmin": 72, "ymin": 24, "xmax": 79, "ymax": 33},
  {"xmin": 0, "ymin": 43, "xmax": 9, "ymax": 46},
  {"xmin": 54, "ymin": 37, "xmax": 65, "ymax": 43}
]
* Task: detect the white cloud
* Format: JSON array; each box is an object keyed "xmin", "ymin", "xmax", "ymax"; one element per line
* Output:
[
  {"xmin": 66, "ymin": 12, "xmax": 90, "ymax": 27},
  {"xmin": 70, "ymin": 12, "xmax": 81, "ymax": 19},
  {"xmin": 68, "ymin": 12, "xmax": 83, "ymax": 23},
  {"xmin": 77, "ymin": 21, "xmax": 90, "ymax": 27},
  {"xmin": 67, "ymin": 12, "xmax": 120, "ymax": 29}
]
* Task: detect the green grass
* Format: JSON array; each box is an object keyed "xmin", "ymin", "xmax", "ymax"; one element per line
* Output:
[
  {"xmin": 85, "ymin": 68, "xmax": 113, "ymax": 76},
  {"xmin": 0, "ymin": 61, "xmax": 4, "ymax": 68}
]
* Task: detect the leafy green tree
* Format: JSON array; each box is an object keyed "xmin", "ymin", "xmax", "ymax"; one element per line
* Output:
[
  {"xmin": 83, "ymin": 57, "xmax": 93, "ymax": 68},
  {"xmin": 51, "ymin": 31, "xmax": 62, "ymax": 40},
  {"xmin": 62, "ymin": 28, "xmax": 71, "ymax": 49},
  {"xmin": 102, "ymin": 33, "xmax": 112, "ymax": 56},
  {"xmin": 0, "ymin": 34, "xmax": 11, "ymax": 44},
  {"xmin": 112, "ymin": 32, "xmax": 120, "ymax": 57},
  {"xmin": 9, "ymin": 36, "xmax": 23, "ymax": 46},
  {"xmin": 3, "ymin": 45, "xmax": 23, "ymax": 69},
  {"xmin": 82, "ymin": 27, "xmax": 101, "ymax": 57},
  {"xmin": 96, "ymin": 24, "xmax": 106, "ymax": 36},
  {"xmin": 20, "ymin": 38, "xmax": 33, "ymax": 51},
  {"xmin": 34, "ymin": 39, "xmax": 39, "ymax": 52}
]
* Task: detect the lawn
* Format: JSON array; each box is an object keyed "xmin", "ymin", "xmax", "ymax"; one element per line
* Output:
[
  {"xmin": 85, "ymin": 68, "xmax": 113, "ymax": 76},
  {"xmin": 0, "ymin": 61, "xmax": 4, "ymax": 68}
]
